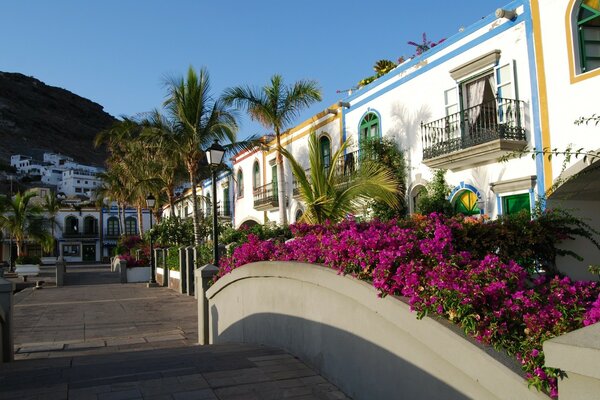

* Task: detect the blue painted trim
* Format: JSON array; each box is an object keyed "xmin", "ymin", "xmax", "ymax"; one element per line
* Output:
[
  {"xmin": 448, "ymin": 182, "xmax": 482, "ymax": 201},
  {"xmin": 522, "ymin": 1, "xmax": 546, "ymax": 201},
  {"xmin": 343, "ymin": 11, "xmax": 528, "ymax": 115},
  {"xmin": 343, "ymin": 0, "xmax": 526, "ymax": 104},
  {"xmin": 529, "ymin": 188, "xmax": 535, "ymax": 213},
  {"xmin": 496, "ymin": 194, "xmax": 503, "ymax": 215},
  {"xmin": 341, "ymin": 106, "xmax": 347, "ymax": 155}
]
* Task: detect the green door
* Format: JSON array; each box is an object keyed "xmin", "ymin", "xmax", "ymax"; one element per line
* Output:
[
  {"xmin": 223, "ymin": 187, "xmax": 230, "ymax": 215},
  {"xmin": 82, "ymin": 244, "xmax": 96, "ymax": 262},
  {"xmin": 272, "ymin": 165, "xmax": 278, "ymax": 199}
]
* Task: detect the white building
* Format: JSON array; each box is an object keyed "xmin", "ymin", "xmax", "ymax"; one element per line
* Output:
[
  {"xmin": 231, "ymin": 105, "xmax": 342, "ymax": 228},
  {"xmin": 58, "ymin": 168, "xmax": 102, "ymax": 197},
  {"xmin": 162, "ymin": 172, "xmax": 234, "ymax": 230},
  {"xmin": 0, "ymin": 204, "xmax": 153, "ymax": 264},
  {"xmin": 160, "ymin": 0, "xmax": 600, "ymax": 280},
  {"xmin": 10, "ymin": 152, "xmax": 104, "ymax": 198}
]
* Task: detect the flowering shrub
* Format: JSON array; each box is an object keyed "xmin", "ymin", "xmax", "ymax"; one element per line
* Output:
[
  {"xmin": 118, "ymin": 253, "xmax": 147, "ymax": 268},
  {"xmin": 218, "ymin": 214, "xmax": 600, "ymax": 398}
]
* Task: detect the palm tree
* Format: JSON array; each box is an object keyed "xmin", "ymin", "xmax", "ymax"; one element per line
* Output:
[
  {"xmin": 164, "ymin": 66, "xmax": 239, "ymax": 246},
  {"xmin": 280, "ymin": 132, "xmax": 399, "ymax": 224},
  {"xmin": 223, "ymin": 74, "xmax": 322, "ymax": 226},
  {"xmin": 0, "ymin": 191, "xmax": 50, "ymax": 258},
  {"xmin": 139, "ymin": 110, "xmax": 187, "ymax": 219},
  {"xmin": 42, "ymin": 193, "xmax": 61, "ymax": 256},
  {"xmin": 95, "ymin": 170, "xmax": 129, "ymax": 233}
]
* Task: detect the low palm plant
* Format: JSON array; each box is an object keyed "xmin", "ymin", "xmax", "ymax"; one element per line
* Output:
[
  {"xmin": 0, "ymin": 191, "xmax": 51, "ymax": 258},
  {"xmin": 280, "ymin": 132, "xmax": 399, "ymax": 224}
]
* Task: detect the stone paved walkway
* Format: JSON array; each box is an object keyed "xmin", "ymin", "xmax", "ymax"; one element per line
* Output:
[{"xmin": 0, "ymin": 265, "xmax": 350, "ymax": 399}]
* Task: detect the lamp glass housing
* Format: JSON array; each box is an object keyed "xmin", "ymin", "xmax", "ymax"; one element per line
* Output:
[
  {"xmin": 206, "ymin": 140, "xmax": 225, "ymax": 167},
  {"xmin": 146, "ymin": 194, "xmax": 156, "ymax": 208}
]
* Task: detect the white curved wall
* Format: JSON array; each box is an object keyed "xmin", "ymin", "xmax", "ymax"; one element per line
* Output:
[{"xmin": 207, "ymin": 262, "xmax": 547, "ymax": 400}]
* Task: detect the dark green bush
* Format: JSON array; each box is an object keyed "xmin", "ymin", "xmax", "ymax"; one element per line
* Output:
[{"xmin": 166, "ymin": 247, "xmax": 180, "ymax": 271}]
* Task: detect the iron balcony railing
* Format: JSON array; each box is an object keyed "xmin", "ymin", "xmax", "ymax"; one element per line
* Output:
[
  {"xmin": 421, "ymin": 98, "xmax": 526, "ymax": 160},
  {"xmin": 291, "ymin": 148, "xmax": 376, "ymax": 195},
  {"xmin": 218, "ymin": 200, "xmax": 232, "ymax": 217},
  {"xmin": 63, "ymin": 231, "xmax": 98, "ymax": 239},
  {"xmin": 253, "ymin": 182, "xmax": 279, "ymax": 208}
]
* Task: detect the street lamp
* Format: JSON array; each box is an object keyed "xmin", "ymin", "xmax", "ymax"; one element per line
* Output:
[
  {"xmin": 205, "ymin": 140, "xmax": 225, "ymax": 266},
  {"xmin": 146, "ymin": 193, "xmax": 156, "ymax": 286}
]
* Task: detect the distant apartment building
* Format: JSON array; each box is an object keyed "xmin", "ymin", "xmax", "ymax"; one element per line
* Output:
[
  {"xmin": 0, "ymin": 204, "xmax": 152, "ymax": 264},
  {"xmin": 10, "ymin": 152, "xmax": 103, "ymax": 199}
]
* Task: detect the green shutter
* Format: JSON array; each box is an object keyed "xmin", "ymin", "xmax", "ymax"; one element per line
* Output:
[{"xmin": 502, "ymin": 193, "xmax": 530, "ymax": 215}]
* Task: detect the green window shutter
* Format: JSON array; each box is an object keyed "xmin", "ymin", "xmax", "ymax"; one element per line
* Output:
[
  {"xmin": 359, "ymin": 113, "xmax": 380, "ymax": 142},
  {"xmin": 502, "ymin": 193, "xmax": 530, "ymax": 215},
  {"xmin": 578, "ymin": 3, "xmax": 600, "ymax": 72},
  {"xmin": 253, "ymin": 162, "xmax": 260, "ymax": 189},
  {"xmin": 320, "ymin": 136, "xmax": 331, "ymax": 169},
  {"xmin": 271, "ymin": 164, "xmax": 278, "ymax": 201}
]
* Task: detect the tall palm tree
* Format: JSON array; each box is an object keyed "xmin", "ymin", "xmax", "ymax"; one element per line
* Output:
[
  {"xmin": 42, "ymin": 193, "xmax": 61, "ymax": 256},
  {"xmin": 95, "ymin": 170, "xmax": 129, "ymax": 233},
  {"xmin": 139, "ymin": 110, "xmax": 187, "ymax": 219},
  {"xmin": 280, "ymin": 132, "xmax": 399, "ymax": 224},
  {"xmin": 223, "ymin": 74, "xmax": 322, "ymax": 226},
  {"xmin": 0, "ymin": 191, "xmax": 50, "ymax": 257},
  {"xmin": 164, "ymin": 66, "xmax": 239, "ymax": 246}
]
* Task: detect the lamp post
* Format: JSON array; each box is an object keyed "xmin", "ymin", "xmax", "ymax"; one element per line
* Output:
[
  {"xmin": 146, "ymin": 194, "xmax": 156, "ymax": 285},
  {"xmin": 8, "ymin": 174, "xmax": 14, "ymax": 271},
  {"xmin": 205, "ymin": 140, "xmax": 225, "ymax": 266}
]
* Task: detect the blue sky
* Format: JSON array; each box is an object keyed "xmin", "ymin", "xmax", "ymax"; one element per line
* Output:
[{"xmin": 1, "ymin": 0, "xmax": 509, "ymax": 139}]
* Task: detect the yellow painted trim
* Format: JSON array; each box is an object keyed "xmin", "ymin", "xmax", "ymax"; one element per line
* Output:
[
  {"xmin": 531, "ymin": 0, "xmax": 553, "ymax": 192},
  {"xmin": 262, "ymin": 151, "xmax": 266, "ymax": 186},
  {"xmin": 567, "ymin": 0, "xmax": 600, "ymax": 83},
  {"xmin": 339, "ymin": 111, "xmax": 343, "ymax": 148},
  {"xmin": 267, "ymin": 114, "xmax": 340, "ymax": 155}
]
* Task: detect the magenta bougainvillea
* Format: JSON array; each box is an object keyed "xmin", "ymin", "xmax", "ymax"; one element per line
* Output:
[{"xmin": 217, "ymin": 214, "xmax": 600, "ymax": 398}]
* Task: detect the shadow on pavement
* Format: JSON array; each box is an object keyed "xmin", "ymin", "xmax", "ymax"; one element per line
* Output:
[{"xmin": 65, "ymin": 265, "xmax": 120, "ymax": 286}]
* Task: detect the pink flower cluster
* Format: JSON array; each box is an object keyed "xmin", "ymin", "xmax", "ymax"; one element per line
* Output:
[
  {"xmin": 118, "ymin": 253, "xmax": 148, "ymax": 268},
  {"xmin": 218, "ymin": 214, "xmax": 600, "ymax": 398}
]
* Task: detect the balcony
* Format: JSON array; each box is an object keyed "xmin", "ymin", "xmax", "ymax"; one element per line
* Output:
[
  {"xmin": 253, "ymin": 183, "xmax": 280, "ymax": 211},
  {"xmin": 218, "ymin": 200, "xmax": 232, "ymax": 219},
  {"xmin": 63, "ymin": 230, "xmax": 99, "ymax": 239},
  {"xmin": 291, "ymin": 150, "xmax": 365, "ymax": 198},
  {"xmin": 421, "ymin": 98, "xmax": 527, "ymax": 171}
]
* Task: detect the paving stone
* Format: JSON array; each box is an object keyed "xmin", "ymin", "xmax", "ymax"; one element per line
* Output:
[
  {"xmin": 17, "ymin": 343, "xmax": 65, "ymax": 353},
  {"xmin": 65, "ymin": 340, "xmax": 106, "ymax": 350},
  {"xmin": 5, "ymin": 265, "xmax": 349, "ymax": 400},
  {"xmin": 97, "ymin": 388, "xmax": 142, "ymax": 400},
  {"xmin": 171, "ymin": 388, "xmax": 217, "ymax": 400}
]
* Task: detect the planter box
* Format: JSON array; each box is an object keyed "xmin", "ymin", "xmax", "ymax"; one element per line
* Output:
[
  {"xmin": 40, "ymin": 257, "xmax": 58, "ymax": 265},
  {"xmin": 169, "ymin": 269, "xmax": 181, "ymax": 291},
  {"xmin": 15, "ymin": 264, "xmax": 40, "ymax": 278},
  {"xmin": 126, "ymin": 266, "xmax": 151, "ymax": 283},
  {"xmin": 157, "ymin": 267, "xmax": 165, "ymax": 286}
]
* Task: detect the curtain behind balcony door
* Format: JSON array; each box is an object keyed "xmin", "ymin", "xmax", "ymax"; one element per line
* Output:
[{"xmin": 466, "ymin": 74, "xmax": 495, "ymax": 127}]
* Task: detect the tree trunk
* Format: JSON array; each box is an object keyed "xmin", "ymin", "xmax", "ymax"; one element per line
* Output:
[
  {"xmin": 167, "ymin": 190, "xmax": 176, "ymax": 219},
  {"xmin": 16, "ymin": 238, "xmax": 22, "ymax": 258},
  {"xmin": 118, "ymin": 202, "xmax": 125, "ymax": 234},
  {"xmin": 137, "ymin": 205, "xmax": 144, "ymax": 236},
  {"xmin": 189, "ymin": 168, "xmax": 202, "ymax": 246},
  {"xmin": 276, "ymin": 131, "xmax": 288, "ymax": 226}
]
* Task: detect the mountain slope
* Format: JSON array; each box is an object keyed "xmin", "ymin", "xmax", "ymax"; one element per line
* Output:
[{"xmin": 0, "ymin": 71, "xmax": 116, "ymax": 167}]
